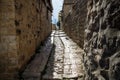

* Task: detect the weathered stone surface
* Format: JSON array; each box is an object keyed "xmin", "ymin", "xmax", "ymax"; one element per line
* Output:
[
  {"xmin": 0, "ymin": 0, "xmax": 52, "ymax": 79},
  {"xmin": 84, "ymin": 0, "xmax": 120, "ymax": 80},
  {"xmin": 62, "ymin": 0, "xmax": 120, "ymax": 80},
  {"xmin": 42, "ymin": 31, "xmax": 64, "ymax": 80},
  {"xmin": 42, "ymin": 30, "xmax": 85, "ymax": 80},
  {"xmin": 61, "ymin": 32, "xmax": 85, "ymax": 79},
  {"xmin": 0, "ymin": 0, "xmax": 18, "ymax": 79},
  {"xmin": 62, "ymin": 0, "xmax": 87, "ymax": 48},
  {"xmin": 1, "ymin": 0, "xmax": 120, "ymax": 79},
  {"xmin": 62, "ymin": 0, "xmax": 75, "ymax": 19},
  {"xmin": 22, "ymin": 34, "xmax": 54, "ymax": 80}
]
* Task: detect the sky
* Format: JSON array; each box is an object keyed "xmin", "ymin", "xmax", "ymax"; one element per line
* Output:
[{"xmin": 52, "ymin": 0, "xmax": 64, "ymax": 24}]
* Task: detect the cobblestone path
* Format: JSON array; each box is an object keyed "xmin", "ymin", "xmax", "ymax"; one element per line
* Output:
[
  {"xmin": 22, "ymin": 30, "xmax": 84, "ymax": 80},
  {"xmin": 42, "ymin": 30, "xmax": 85, "ymax": 80},
  {"xmin": 42, "ymin": 31, "xmax": 64, "ymax": 79}
]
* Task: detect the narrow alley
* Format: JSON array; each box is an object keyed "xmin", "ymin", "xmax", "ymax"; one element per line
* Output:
[
  {"xmin": 0, "ymin": 0, "xmax": 120, "ymax": 80},
  {"xmin": 42, "ymin": 30, "xmax": 84, "ymax": 80},
  {"xmin": 22, "ymin": 30, "xmax": 85, "ymax": 80}
]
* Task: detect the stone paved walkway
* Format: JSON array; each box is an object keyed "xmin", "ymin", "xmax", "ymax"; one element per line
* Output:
[
  {"xmin": 42, "ymin": 30, "xmax": 85, "ymax": 80},
  {"xmin": 42, "ymin": 31, "xmax": 64, "ymax": 79},
  {"xmin": 60, "ymin": 31, "xmax": 84, "ymax": 80},
  {"xmin": 22, "ymin": 30, "xmax": 85, "ymax": 80}
]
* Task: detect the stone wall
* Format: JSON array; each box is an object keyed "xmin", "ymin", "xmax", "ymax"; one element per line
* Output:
[
  {"xmin": 62, "ymin": 0, "xmax": 87, "ymax": 48},
  {"xmin": 62, "ymin": 0, "xmax": 120, "ymax": 80},
  {"xmin": 52, "ymin": 24, "xmax": 56, "ymax": 30},
  {"xmin": 62, "ymin": 0, "xmax": 75, "ymax": 19},
  {"xmin": 84, "ymin": 0, "xmax": 120, "ymax": 80},
  {"xmin": 0, "ymin": 0, "xmax": 52, "ymax": 79},
  {"xmin": 0, "ymin": 0, "xmax": 17, "ymax": 79}
]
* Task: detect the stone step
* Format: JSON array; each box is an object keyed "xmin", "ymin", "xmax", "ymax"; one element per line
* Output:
[{"xmin": 22, "ymin": 35, "xmax": 54, "ymax": 79}]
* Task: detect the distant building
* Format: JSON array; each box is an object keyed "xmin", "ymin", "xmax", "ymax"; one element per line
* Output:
[
  {"xmin": 62, "ymin": 0, "xmax": 75, "ymax": 18},
  {"xmin": 52, "ymin": 24, "xmax": 56, "ymax": 30},
  {"xmin": 58, "ymin": 10, "xmax": 63, "ymax": 30}
]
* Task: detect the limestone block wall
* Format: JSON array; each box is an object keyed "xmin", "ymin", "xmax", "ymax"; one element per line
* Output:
[
  {"xmin": 84, "ymin": 0, "xmax": 120, "ymax": 80},
  {"xmin": 62, "ymin": 0, "xmax": 75, "ymax": 19},
  {"xmin": 15, "ymin": 0, "xmax": 52, "ymax": 71},
  {"xmin": 41, "ymin": 2, "xmax": 52, "ymax": 43},
  {"xmin": 15, "ymin": 0, "xmax": 38, "ymax": 71},
  {"xmin": 0, "ymin": 0, "xmax": 52, "ymax": 79},
  {"xmin": 0, "ymin": 0, "xmax": 18, "ymax": 79},
  {"xmin": 63, "ymin": 5, "xmax": 72, "ymax": 18},
  {"xmin": 63, "ymin": 0, "xmax": 87, "ymax": 48}
]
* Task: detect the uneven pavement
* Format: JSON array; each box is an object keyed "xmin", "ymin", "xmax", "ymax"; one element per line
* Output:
[
  {"xmin": 22, "ymin": 30, "xmax": 85, "ymax": 80},
  {"xmin": 42, "ymin": 31, "xmax": 64, "ymax": 79}
]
